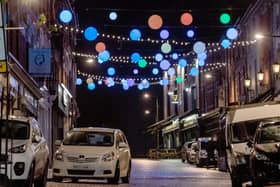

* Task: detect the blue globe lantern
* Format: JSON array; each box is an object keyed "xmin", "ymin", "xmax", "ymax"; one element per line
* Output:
[
  {"xmin": 129, "ymin": 29, "xmax": 141, "ymax": 41},
  {"xmin": 59, "ymin": 10, "xmax": 73, "ymax": 24},
  {"xmin": 84, "ymin": 26, "xmax": 98, "ymax": 41}
]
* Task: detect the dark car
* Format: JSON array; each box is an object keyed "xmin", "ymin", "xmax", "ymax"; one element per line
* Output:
[{"xmin": 248, "ymin": 120, "xmax": 280, "ymax": 187}]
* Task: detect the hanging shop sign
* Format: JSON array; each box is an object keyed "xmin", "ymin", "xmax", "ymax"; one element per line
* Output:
[
  {"xmin": 0, "ymin": 28, "xmax": 6, "ymax": 62},
  {"xmin": 58, "ymin": 83, "xmax": 72, "ymax": 115},
  {"xmin": 28, "ymin": 48, "xmax": 51, "ymax": 77},
  {"xmin": 0, "ymin": 2, "xmax": 3, "ymax": 27}
]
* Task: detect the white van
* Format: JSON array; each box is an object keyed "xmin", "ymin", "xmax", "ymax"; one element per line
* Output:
[{"xmin": 224, "ymin": 102, "xmax": 280, "ymax": 187}]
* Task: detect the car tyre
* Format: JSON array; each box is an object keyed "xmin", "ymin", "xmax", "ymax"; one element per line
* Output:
[
  {"xmin": 25, "ymin": 162, "xmax": 35, "ymax": 187},
  {"xmin": 53, "ymin": 176, "xmax": 63, "ymax": 182},
  {"xmin": 121, "ymin": 162, "xmax": 131, "ymax": 183},
  {"xmin": 181, "ymin": 158, "xmax": 185, "ymax": 163},
  {"xmin": 231, "ymin": 175, "xmax": 242, "ymax": 187},
  {"xmin": 34, "ymin": 161, "xmax": 49, "ymax": 187},
  {"xmin": 107, "ymin": 162, "xmax": 120, "ymax": 184}
]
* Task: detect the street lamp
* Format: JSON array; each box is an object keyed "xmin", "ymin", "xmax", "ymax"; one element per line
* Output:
[
  {"xmin": 255, "ymin": 33, "xmax": 280, "ymax": 39},
  {"xmin": 143, "ymin": 93, "xmax": 159, "ymax": 122}
]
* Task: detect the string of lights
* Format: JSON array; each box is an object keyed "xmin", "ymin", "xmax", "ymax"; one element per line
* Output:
[
  {"xmin": 53, "ymin": 24, "xmax": 189, "ymax": 46},
  {"xmin": 72, "ymin": 39, "xmax": 257, "ymax": 65},
  {"xmin": 77, "ymin": 62, "xmax": 226, "ymax": 83}
]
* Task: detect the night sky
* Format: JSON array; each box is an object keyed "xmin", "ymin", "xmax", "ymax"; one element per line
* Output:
[{"xmin": 73, "ymin": 0, "xmax": 254, "ymax": 156}]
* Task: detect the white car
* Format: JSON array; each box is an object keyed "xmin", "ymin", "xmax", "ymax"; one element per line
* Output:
[
  {"xmin": 53, "ymin": 127, "xmax": 131, "ymax": 184},
  {"xmin": 0, "ymin": 116, "xmax": 50, "ymax": 187}
]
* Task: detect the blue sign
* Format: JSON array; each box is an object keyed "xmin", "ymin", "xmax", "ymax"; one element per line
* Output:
[{"xmin": 28, "ymin": 48, "xmax": 51, "ymax": 76}]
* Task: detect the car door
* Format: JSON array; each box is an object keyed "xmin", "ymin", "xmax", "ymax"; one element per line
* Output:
[
  {"xmin": 31, "ymin": 120, "xmax": 48, "ymax": 178},
  {"xmin": 117, "ymin": 133, "xmax": 130, "ymax": 173}
]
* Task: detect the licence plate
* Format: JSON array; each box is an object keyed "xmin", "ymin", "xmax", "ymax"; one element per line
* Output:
[{"xmin": 73, "ymin": 165, "xmax": 89, "ymax": 169}]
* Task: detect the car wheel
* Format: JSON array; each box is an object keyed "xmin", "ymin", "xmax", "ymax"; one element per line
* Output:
[
  {"xmin": 181, "ymin": 158, "xmax": 185, "ymax": 163},
  {"xmin": 196, "ymin": 158, "xmax": 201, "ymax": 167},
  {"xmin": 107, "ymin": 162, "xmax": 120, "ymax": 184},
  {"xmin": 53, "ymin": 176, "xmax": 63, "ymax": 182},
  {"xmin": 34, "ymin": 161, "xmax": 49, "ymax": 187},
  {"xmin": 231, "ymin": 175, "xmax": 242, "ymax": 187},
  {"xmin": 25, "ymin": 162, "xmax": 35, "ymax": 187},
  {"xmin": 121, "ymin": 162, "xmax": 131, "ymax": 183},
  {"xmin": 72, "ymin": 178, "xmax": 79, "ymax": 183}
]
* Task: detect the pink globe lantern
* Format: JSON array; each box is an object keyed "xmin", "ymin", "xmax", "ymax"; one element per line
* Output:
[
  {"xmin": 180, "ymin": 12, "xmax": 193, "ymax": 26},
  {"xmin": 95, "ymin": 42, "xmax": 106, "ymax": 52},
  {"xmin": 148, "ymin": 14, "xmax": 163, "ymax": 30}
]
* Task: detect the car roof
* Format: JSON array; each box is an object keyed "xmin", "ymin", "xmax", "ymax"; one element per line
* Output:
[{"xmin": 71, "ymin": 127, "xmax": 121, "ymax": 133}]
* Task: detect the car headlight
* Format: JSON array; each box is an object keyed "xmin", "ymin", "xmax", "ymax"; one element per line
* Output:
[
  {"xmin": 9, "ymin": 144, "xmax": 26, "ymax": 153},
  {"xmin": 55, "ymin": 151, "xmax": 64, "ymax": 161},
  {"xmin": 102, "ymin": 152, "xmax": 114, "ymax": 162},
  {"xmin": 255, "ymin": 153, "xmax": 268, "ymax": 161}
]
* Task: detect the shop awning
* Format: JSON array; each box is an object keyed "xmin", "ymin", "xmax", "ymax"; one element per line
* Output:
[
  {"xmin": 145, "ymin": 114, "xmax": 176, "ymax": 134},
  {"xmin": 197, "ymin": 107, "xmax": 224, "ymax": 137}
]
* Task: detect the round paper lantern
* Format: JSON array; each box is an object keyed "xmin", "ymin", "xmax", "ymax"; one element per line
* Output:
[
  {"xmin": 159, "ymin": 78, "xmax": 169, "ymax": 86},
  {"xmin": 109, "ymin": 12, "xmax": 118, "ymax": 21},
  {"xmin": 180, "ymin": 12, "xmax": 193, "ymax": 26},
  {"xmin": 193, "ymin": 41, "xmax": 206, "ymax": 54},
  {"xmin": 98, "ymin": 50, "xmax": 110, "ymax": 62},
  {"xmin": 152, "ymin": 68, "xmax": 159, "ymax": 75},
  {"xmin": 107, "ymin": 67, "xmax": 116, "ymax": 76},
  {"xmin": 161, "ymin": 43, "xmax": 172, "ymax": 54},
  {"xmin": 167, "ymin": 68, "xmax": 176, "ymax": 76},
  {"xmin": 155, "ymin": 53, "xmax": 163, "ymax": 62},
  {"xmin": 123, "ymin": 84, "xmax": 129, "ymax": 90},
  {"xmin": 176, "ymin": 76, "xmax": 183, "ymax": 83},
  {"xmin": 226, "ymin": 28, "xmax": 238, "ymax": 40},
  {"xmin": 198, "ymin": 59, "xmax": 205, "ymax": 66},
  {"xmin": 84, "ymin": 26, "xmax": 98, "ymax": 41},
  {"xmin": 88, "ymin": 83, "xmax": 96, "ymax": 90},
  {"xmin": 190, "ymin": 67, "xmax": 199, "ymax": 76},
  {"xmin": 59, "ymin": 10, "xmax": 73, "ymax": 24},
  {"xmin": 186, "ymin": 29, "xmax": 195, "ymax": 38},
  {"xmin": 178, "ymin": 58, "xmax": 187, "ymax": 67},
  {"xmin": 127, "ymin": 78, "xmax": 135, "ymax": 87},
  {"xmin": 221, "ymin": 39, "xmax": 231, "ymax": 49},
  {"xmin": 133, "ymin": 69, "xmax": 139, "ymax": 74},
  {"xmin": 138, "ymin": 59, "xmax": 147, "ymax": 68},
  {"xmin": 76, "ymin": 78, "xmax": 82, "ymax": 85},
  {"xmin": 131, "ymin": 52, "xmax": 141, "ymax": 63},
  {"xmin": 148, "ymin": 14, "xmax": 163, "ymax": 30},
  {"xmin": 160, "ymin": 29, "xmax": 169, "ymax": 39},
  {"xmin": 220, "ymin": 13, "xmax": 231, "ymax": 24},
  {"xmin": 129, "ymin": 29, "xmax": 141, "ymax": 41},
  {"xmin": 160, "ymin": 59, "xmax": 170, "ymax": 70},
  {"xmin": 95, "ymin": 42, "xmax": 106, "ymax": 52},
  {"xmin": 137, "ymin": 84, "xmax": 144, "ymax": 90},
  {"xmin": 172, "ymin": 53, "xmax": 178, "ymax": 60},
  {"xmin": 197, "ymin": 52, "xmax": 207, "ymax": 61},
  {"xmin": 141, "ymin": 79, "xmax": 150, "ymax": 89}
]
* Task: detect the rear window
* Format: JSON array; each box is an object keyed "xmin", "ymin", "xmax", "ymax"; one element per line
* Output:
[
  {"xmin": 63, "ymin": 131, "xmax": 114, "ymax": 146},
  {"xmin": 0, "ymin": 120, "xmax": 30, "ymax": 139}
]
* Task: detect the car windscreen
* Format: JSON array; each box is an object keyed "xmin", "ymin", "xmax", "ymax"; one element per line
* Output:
[
  {"xmin": 63, "ymin": 131, "xmax": 114, "ymax": 146},
  {"xmin": 232, "ymin": 120, "xmax": 259, "ymax": 143},
  {"xmin": 260, "ymin": 124, "xmax": 280, "ymax": 143},
  {"xmin": 0, "ymin": 120, "xmax": 30, "ymax": 139}
]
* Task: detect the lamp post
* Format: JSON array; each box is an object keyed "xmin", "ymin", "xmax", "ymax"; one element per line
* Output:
[{"xmin": 143, "ymin": 93, "xmax": 160, "ymax": 152}]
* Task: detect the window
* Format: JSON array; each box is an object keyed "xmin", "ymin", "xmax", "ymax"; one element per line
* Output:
[
  {"xmin": 0, "ymin": 120, "xmax": 30, "ymax": 139},
  {"xmin": 63, "ymin": 131, "xmax": 114, "ymax": 146}
]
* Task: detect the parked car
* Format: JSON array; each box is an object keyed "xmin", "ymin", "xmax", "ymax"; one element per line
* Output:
[
  {"xmin": 0, "ymin": 116, "xmax": 50, "ymax": 187},
  {"xmin": 53, "ymin": 127, "xmax": 131, "ymax": 184},
  {"xmin": 224, "ymin": 102, "xmax": 280, "ymax": 187},
  {"xmin": 248, "ymin": 119, "xmax": 280, "ymax": 187},
  {"xmin": 181, "ymin": 141, "xmax": 194, "ymax": 163},
  {"xmin": 194, "ymin": 137, "xmax": 218, "ymax": 167},
  {"xmin": 188, "ymin": 142, "xmax": 199, "ymax": 164}
]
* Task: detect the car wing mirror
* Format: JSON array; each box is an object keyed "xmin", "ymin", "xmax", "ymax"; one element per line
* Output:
[{"xmin": 119, "ymin": 142, "xmax": 128, "ymax": 148}]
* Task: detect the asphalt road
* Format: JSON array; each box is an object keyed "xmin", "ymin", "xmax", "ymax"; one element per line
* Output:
[{"xmin": 46, "ymin": 159, "xmax": 231, "ymax": 187}]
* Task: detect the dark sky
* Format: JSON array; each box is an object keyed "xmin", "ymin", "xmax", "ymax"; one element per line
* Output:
[{"xmin": 73, "ymin": 0, "xmax": 254, "ymax": 156}]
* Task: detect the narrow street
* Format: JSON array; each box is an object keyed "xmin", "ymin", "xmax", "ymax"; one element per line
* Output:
[{"xmin": 46, "ymin": 159, "xmax": 231, "ymax": 187}]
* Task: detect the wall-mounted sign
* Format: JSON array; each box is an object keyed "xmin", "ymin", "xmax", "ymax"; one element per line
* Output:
[
  {"xmin": 28, "ymin": 48, "xmax": 51, "ymax": 77},
  {"xmin": 0, "ymin": 3, "xmax": 3, "ymax": 27},
  {"xmin": 0, "ymin": 29, "xmax": 6, "ymax": 61}
]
